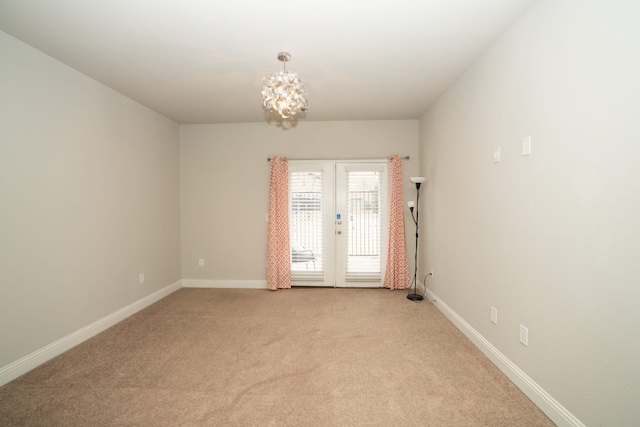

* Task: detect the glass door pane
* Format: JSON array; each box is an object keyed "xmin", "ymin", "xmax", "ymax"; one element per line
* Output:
[
  {"xmin": 335, "ymin": 163, "xmax": 388, "ymax": 287},
  {"xmin": 346, "ymin": 170, "xmax": 382, "ymax": 280},
  {"xmin": 289, "ymin": 170, "xmax": 324, "ymax": 280},
  {"xmin": 288, "ymin": 162, "xmax": 335, "ymax": 286}
]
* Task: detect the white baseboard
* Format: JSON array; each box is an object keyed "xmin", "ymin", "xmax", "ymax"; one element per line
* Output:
[
  {"xmin": 0, "ymin": 280, "xmax": 182, "ymax": 387},
  {"xmin": 424, "ymin": 288, "xmax": 584, "ymax": 427},
  {"xmin": 182, "ymin": 279, "xmax": 267, "ymax": 289}
]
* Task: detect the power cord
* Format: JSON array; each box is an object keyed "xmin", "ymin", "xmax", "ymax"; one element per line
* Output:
[{"xmin": 422, "ymin": 272, "xmax": 436, "ymax": 302}]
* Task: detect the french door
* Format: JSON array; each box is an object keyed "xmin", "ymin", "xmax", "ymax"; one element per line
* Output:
[{"xmin": 289, "ymin": 160, "xmax": 388, "ymax": 287}]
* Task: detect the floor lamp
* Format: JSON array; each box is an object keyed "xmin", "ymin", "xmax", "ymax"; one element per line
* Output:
[{"xmin": 407, "ymin": 176, "xmax": 426, "ymax": 301}]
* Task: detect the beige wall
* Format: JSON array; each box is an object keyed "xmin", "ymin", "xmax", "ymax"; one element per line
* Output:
[
  {"xmin": 418, "ymin": 0, "xmax": 640, "ymax": 425},
  {"xmin": 180, "ymin": 121, "xmax": 419, "ymax": 282},
  {"xmin": 0, "ymin": 32, "xmax": 181, "ymax": 367}
]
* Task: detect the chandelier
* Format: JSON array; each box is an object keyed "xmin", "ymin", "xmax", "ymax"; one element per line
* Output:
[{"xmin": 261, "ymin": 52, "xmax": 309, "ymax": 119}]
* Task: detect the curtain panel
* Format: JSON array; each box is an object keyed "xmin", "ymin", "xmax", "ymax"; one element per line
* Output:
[
  {"xmin": 383, "ymin": 155, "xmax": 410, "ymax": 290},
  {"xmin": 267, "ymin": 156, "xmax": 291, "ymax": 290}
]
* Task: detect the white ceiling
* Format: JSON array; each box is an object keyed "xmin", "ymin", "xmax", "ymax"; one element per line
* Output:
[{"xmin": 0, "ymin": 0, "xmax": 536, "ymax": 124}]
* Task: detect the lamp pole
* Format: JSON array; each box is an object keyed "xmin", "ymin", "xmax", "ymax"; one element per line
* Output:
[{"xmin": 407, "ymin": 177, "xmax": 426, "ymax": 301}]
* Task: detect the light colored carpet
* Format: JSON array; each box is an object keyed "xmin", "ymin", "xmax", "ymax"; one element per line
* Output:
[{"xmin": 0, "ymin": 288, "xmax": 555, "ymax": 426}]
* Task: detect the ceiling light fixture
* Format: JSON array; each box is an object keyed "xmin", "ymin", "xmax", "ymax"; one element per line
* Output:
[{"xmin": 261, "ymin": 52, "xmax": 309, "ymax": 119}]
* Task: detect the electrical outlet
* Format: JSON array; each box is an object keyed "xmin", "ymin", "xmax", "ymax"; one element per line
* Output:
[
  {"xmin": 519, "ymin": 325, "xmax": 529, "ymax": 346},
  {"xmin": 493, "ymin": 146, "xmax": 501, "ymax": 163},
  {"xmin": 139, "ymin": 273, "xmax": 145, "ymax": 284},
  {"xmin": 491, "ymin": 307, "xmax": 498, "ymax": 324},
  {"xmin": 198, "ymin": 258, "xmax": 204, "ymax": 267},
  {"xmin": 430, "ymin": 268, "xmax": 434, "ymax": 277}
]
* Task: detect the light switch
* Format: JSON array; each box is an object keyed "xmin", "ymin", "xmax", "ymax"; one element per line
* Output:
[
  {"xmin": 493, "ymin": 146, "xmax": 501, "ymax": 163},
  {"xmin": 522, "ymin": 136, "xmax": 532, "ymax": 156},
  {"xmin": 519, "ymin": 325, "xmax": 529, "ymax": 346}
]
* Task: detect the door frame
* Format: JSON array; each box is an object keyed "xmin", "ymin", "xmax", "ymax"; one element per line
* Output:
[{"xmin": 288, "ymin": 159, "xmax": 388, "ymax": 288}]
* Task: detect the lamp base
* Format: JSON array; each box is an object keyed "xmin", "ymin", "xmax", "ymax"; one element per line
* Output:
[{"xmin": 407, "ymin": 293, "xmax": 424, "ymax": 302}]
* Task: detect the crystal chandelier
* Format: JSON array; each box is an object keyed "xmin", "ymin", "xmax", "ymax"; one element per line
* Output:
[{"xmin": 261, "ymin": 52, "xmax": 309, "ymax": 119}]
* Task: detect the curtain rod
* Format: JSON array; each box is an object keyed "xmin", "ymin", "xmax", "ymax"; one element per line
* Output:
[{"xmin": 268, "ymin": 155, "xmax": 410, "ymax": 161}]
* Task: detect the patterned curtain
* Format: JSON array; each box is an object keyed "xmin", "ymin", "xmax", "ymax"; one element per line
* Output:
[
  {"xmin": 383, "ymin": 155, "xmax": 410, "ymax": 290},
  {"xmin": 267, "ymin": 156, "xmax": 291, "ymax": 290}
]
